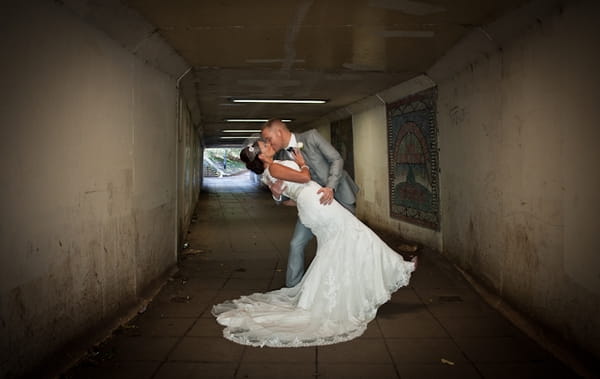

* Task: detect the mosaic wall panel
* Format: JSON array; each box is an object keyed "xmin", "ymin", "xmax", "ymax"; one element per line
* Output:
[{"xmin": 387, "ymin": 87, "xmax": 439, "ymax": 230}]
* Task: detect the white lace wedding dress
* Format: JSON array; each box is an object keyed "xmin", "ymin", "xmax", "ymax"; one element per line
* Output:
[{"xmin": 212, "ymin": 160, "xmax": 415, "ymax": 347}]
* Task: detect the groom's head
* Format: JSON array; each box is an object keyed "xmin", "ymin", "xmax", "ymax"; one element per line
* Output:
[{"xmin": 261, "ymin": 118, "xmax": 291, "ymax": 152}]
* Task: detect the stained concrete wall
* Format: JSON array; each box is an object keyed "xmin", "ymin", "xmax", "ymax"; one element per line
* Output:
[
  {"xmin": 176, "ymin": 94, "xmax": 203, "ymax": 250},
  {"xmin": 314, "ymin": 123, "xmax": 331, "ymax": 142},
  {"xmin": 0, "ymin": 2, "xmax": 198, "ymax": 377},
  {"xmin": 433, "ymin": 0, "xmax": 600, "ymax": 359}
]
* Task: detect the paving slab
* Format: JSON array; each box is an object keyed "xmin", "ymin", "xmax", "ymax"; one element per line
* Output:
[
  {"xmin": 377, "ymin": 312, "xmax": 450, "ymax": 338},
  {"xmin": 241, "ymin": 346, "xmax": 316, "ymax": 363},
  {"xmin": 64, "ymin": 361, "xmax": 161, "ymax": 379},
  {"xmin": 317, "ymin": 363, "xmax": 398, "ymax": 378},
  {"xmin": 154, "ymin": 362, "xmax": 237, "ymax": 379},
  {"xmin": 235, "ymin": 362, "xmax": 316, "ymax": 379},
  {"xmin": 317, "ymin": 339, "xmax": 392, "ymax": 363},
  {"xmin": 168, "ymin": 337, "xmax": 244, "ymax": 362},
  {"xmin": 395, "ymin": 362, "xmax": 481, "ymax": 379},
  {"xmin": 386, "ymin": 338, "xmax": 468, "ymax": 365}
]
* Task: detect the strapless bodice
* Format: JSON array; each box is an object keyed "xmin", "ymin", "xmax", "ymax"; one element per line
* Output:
[{"xmin": 262, "ymin": 160, "xmax": 312, "ymax": 201}]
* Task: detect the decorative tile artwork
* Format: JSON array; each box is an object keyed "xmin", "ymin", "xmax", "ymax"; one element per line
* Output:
[{"xmin": 386, "ymin": 87, "xmax": 440, "ymax": 230}]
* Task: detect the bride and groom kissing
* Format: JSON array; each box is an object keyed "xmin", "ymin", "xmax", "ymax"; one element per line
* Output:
[{"xmin": 212, "ymin": 118, "xmax": 417, "ymax": 347}]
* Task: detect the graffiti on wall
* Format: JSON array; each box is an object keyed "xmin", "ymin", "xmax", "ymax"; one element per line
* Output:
[{"xmin": 387, "ymin": 87, "xmax": 440, "ymax": 230}]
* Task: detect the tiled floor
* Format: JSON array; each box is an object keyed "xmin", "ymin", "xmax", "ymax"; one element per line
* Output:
[{"xmin": 62, "ymin": 174, "xmax": 579, "ymax": 378}]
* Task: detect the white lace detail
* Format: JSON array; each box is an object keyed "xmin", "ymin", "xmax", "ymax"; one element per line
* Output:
[
  {"xmin": 262, "ymin": 160, "xmax": 310, "ymax": 202},
  {"xmin": 222, "ymin": 324, "xmax": 367, "ymax": 348},
  {"xmin": 324, "ymin": 269, "xmax": 338, "ymax": 315}
]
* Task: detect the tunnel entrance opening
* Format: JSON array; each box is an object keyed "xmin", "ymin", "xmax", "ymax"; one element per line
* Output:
[
  {"xmin": 202, "ymin": 147, "xmax": 263, "ymax": 193},
  {"xmin": 203, "ymin": 147, "xmax": 245, "ymax": 177}
]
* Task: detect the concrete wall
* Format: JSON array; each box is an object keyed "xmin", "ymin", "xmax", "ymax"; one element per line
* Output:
[
  {"xmin": 433, "ymin": 0, "xmax": 600, "ymax": 358},
  {"xmin": 0, "ymin": 2, "xmax": 197, "ymax": 377},
  {"xmin": 314, "ymin": 123, "xmax": 331, "ymax": 142},
  {"xmin": 176, "ymin": 95, "xmax": 203, "ymax": 250}
]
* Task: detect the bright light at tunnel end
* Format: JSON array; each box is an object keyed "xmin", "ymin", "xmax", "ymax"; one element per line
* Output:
[
  {"xmin": 224, "ymin": 119, "xmax": 292, "ymax": 123},
  {"xmin": 221, "ymin": 129, "xmax": 262, "ymax": 133},
  {"xmin": 230, "ymin": 98, "xmax": 328, "ymax": 104}
]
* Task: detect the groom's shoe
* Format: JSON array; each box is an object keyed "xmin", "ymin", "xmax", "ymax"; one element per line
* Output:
[{"xmin": 410, "ymin": 256, "xmax": 418, "ymax": 270}]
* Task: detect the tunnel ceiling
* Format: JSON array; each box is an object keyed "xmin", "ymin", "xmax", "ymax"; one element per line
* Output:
[{"xmin": 124, "ymin": 0, "xmax": 527, "ymax": 146}]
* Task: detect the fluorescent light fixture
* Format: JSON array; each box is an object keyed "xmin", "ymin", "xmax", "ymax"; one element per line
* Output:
[
  {"xmin": 221, "ymin": 129, "xmax": 261, "ymax": 133},
  {"xmin": 225, "ymin": 118, "xmax": 292, "ymax": 122},
  {"xmin": 220, "ymin": 136, "xmax": 253, "ymax": 139},
  {"xmin": 231, "ymin": 99, "xmax": 327, "ymax": 104}
]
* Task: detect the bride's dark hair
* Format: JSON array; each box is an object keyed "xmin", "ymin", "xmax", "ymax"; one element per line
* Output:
[{"xmin": 240, "ymin": 141, "xmax": 265, "ymax": 174}]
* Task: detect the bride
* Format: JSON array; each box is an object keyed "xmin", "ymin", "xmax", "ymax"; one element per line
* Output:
[{"xmin": 211, "ymin": 139, "xmax": 416, "ymax": 347}]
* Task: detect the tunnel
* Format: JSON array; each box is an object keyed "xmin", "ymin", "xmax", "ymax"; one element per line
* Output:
[{"xmin": 1, "ymin": 0, "xmax": 599, "ymax": 378}]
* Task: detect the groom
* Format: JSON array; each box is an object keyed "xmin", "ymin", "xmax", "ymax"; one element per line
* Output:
[{"xmin": 261, "ymin": 119, "xmax": 359, "ymax": 287}]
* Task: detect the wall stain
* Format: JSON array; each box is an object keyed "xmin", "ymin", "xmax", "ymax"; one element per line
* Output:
[{"xmin": 449, "ymin": 106, "xmax": 466, "ymax": 126}]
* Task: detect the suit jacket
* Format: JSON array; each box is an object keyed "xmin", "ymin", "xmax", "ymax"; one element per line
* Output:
[{"xmin": 276, "ymin": 129, "xmax": 359, "ymax": 207}]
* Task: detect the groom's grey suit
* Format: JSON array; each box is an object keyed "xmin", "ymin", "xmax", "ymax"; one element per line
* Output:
[{"xmin": 276, "ymin": 129, "xmax": 359, "ymax": 287}]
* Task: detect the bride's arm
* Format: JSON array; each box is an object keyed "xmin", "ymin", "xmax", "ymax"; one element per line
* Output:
[
  {"xmin": 269, "ymin": 148, "xmax": 311, "ymax": 183},
  {"xmin": 269, "ymin": 162, "xmax": 311, "ymax": 183}
]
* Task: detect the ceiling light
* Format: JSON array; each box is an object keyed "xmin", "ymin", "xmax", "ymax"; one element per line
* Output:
[
  {"xmin": 219, "ymin": 136, "xmax": 253, "ymax": 139},
  {"xmin": 221, "ymin": 129, "xmax": 262, "ymax": 133},
  {"xmin": 225, "ymin": 118, "xmax": 292, "ymax": 122},
  {"xmin": 231, "ymin": 99, "xmax": 327, "ymax": 104}
]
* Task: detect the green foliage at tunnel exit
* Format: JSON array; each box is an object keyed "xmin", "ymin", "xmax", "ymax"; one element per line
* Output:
[{"xmin": 204, "ymin": 148, "xmax": 246, "ymax": 175}]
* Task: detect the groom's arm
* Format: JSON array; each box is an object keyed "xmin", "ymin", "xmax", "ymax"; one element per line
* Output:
[
  {"xmin": 308, "ymin": 130, "xmax": 344, "ymax": 190},
  {"xmin": 268, "ymin": 180, "xmax": 287, "ymax": 203},
  {"xmin": 269, "ymin": 182, "xmax": 295, "ymax": 206}
]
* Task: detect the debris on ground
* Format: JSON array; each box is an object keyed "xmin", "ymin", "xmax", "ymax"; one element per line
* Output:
[
  {"xmin": 114, "ymin": 324, "xmax": 140, "ymax": 337},
  {"xmin": 398, "ymin": 243, "xmax": 419, "ymax": 253},
  {"xmin": 170, "ymin": 295, "xmax": 191, "ymax": 303},
  {"xmin": 184, "ymin": 248, "xmax": 204, "ymax": 255},
  {"xmin": 82, "ymin": 345, "xmax": 115, "ymax": 366},
  {"xmin": 441, "ymin": 358, "xmax": 455, "ymax": 366},
  {"xmin": 138, "ymin": 304, "xmax": 147, "ymax": 314},
  {"xmin": 180, "ymin": 245, "xmax": 206, "ymax": 261},
  {"xmin": 170, "ymin": 274, "xmax": 189, "ymax": 285}
]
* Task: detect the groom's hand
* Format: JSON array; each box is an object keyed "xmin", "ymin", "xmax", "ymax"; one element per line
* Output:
[
  {"xmin": 317, "ymin": 187, "xmax": 334, "ymax": 205},
  {"xmin": 269, "ymin": 180, "xmax": 286, "ymax": 200}
]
